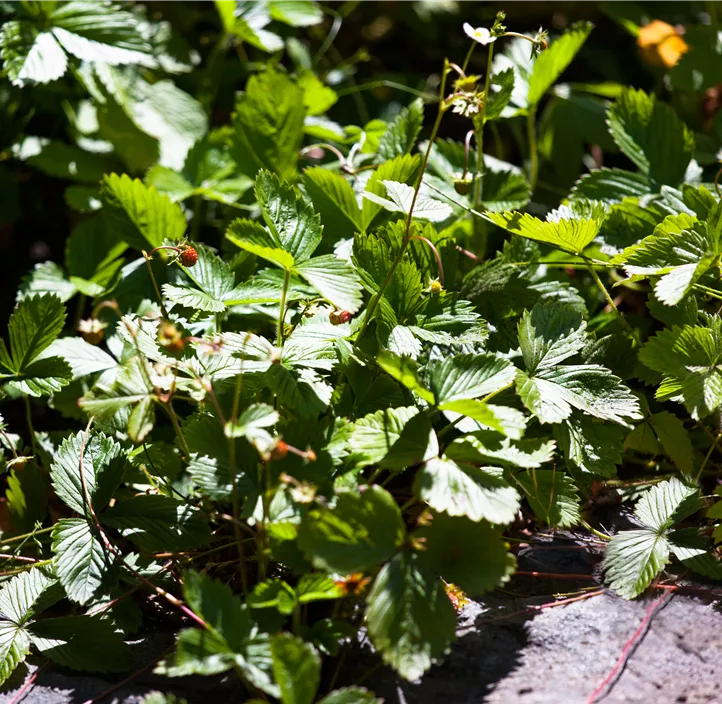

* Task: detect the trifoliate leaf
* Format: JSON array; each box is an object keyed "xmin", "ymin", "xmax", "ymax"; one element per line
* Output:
[
  {"xmin": 298, "ymin": 486, "xmax": 406, "ymax": 573},
  {"xmin": 515, "ymin": 469, "xmax": 581, "ymax": 527},
  {"xmin": 415, "ymin": 513, "xmax": 516, "ymax": 595},
  {"xmin": 414, "ymin": 457, "xmax": 520, "ymax": 524},
  {"xmin": 365, "ymin": 551, "xmax": 456, "ymax": 681},
  {"xmin": 607, "ymin": 88, "xmax": 694, "ymax": 187}
]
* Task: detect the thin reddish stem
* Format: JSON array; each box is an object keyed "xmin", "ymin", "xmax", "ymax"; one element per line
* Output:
[
  {"xmin": 410, "ymin": 235, "xmax": 445, "ymax": 287},
  {"xmin": 586, "ymin": 593, "xmax": 672, "ymax": 703}
]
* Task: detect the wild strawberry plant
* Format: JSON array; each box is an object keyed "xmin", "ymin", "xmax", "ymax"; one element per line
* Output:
[{"xmin": 0, "ymin": 2, "xmax": 722, "ymax": 700}]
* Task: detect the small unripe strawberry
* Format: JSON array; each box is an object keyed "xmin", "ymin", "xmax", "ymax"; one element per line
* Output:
[
  {"xmin": 179, "ymin": 246, "xmax": 198, "ymax": 268},
  {"xmin": 158, "ymin": 321, "xmax": 185, "ymax": 354},
  {"xmin": 270, "ymin": 440, "xmax": 288, "ymax": 461},
  {"xmin": 453, "ymin": 177, "xmax": 472, "ymax": 195},
  {"xmin": 330, "ymin": 310, "xmax": 352, "ymax": 325},
  {"xmin": 428, "ymin": 279, "xmax": 443, "ymax": 295}
]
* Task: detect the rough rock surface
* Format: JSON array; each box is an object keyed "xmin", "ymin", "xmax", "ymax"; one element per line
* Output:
[{"xmin": 2, "ymin": 538, "xmax": 721, "ymax": 704}]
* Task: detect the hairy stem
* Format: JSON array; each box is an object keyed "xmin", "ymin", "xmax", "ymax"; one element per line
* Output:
[
  {"xmin": 357, "ymin": 61, "xmax": 450, "ymax": 340},
  {"xmin": 277, "ymin": 268, "xmax": 291, "ymax": 348},
  {"xmin": 526, "ymin": 105, "xmax": 539, "ymax": 192},
  {"xmin": 583, "ymin": 257, "xmax": 641, "ymax": 346}
]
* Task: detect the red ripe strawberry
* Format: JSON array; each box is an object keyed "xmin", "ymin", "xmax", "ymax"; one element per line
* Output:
[
  {"xmin": 179, "ymin": 246, "xmax": 198, "ymax": 267},
  {"xmin": 270, "ymin": 440, "xmax": 288, "ymax": 461},
  {"xmin": 330, "ymin": 310, "xmax": 352, "ymax": 325}
]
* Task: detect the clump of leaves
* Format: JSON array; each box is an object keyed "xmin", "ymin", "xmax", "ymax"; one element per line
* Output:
[{"xmin": 1, "ymin": 2, "xmax": 722, "ymax": 700}]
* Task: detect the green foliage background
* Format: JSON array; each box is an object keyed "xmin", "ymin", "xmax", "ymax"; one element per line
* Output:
[{"xmin": 0, "ymin": 1, "xmax": 721, "ymax": 701}]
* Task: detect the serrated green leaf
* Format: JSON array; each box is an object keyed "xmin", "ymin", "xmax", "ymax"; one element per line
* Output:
[
  {"xmin": 517, "ymin": 365, "xmax": 641, "ymax": 424},
  {"xmin": 349, "ymin": 407, "xmax": 438, "ymax": 470},
  {"xmin": 231, "ymin": 67, "xmax": 305, "ymax": 181},
  {"xmin": 361, "ymin": 155, "xmax": 421, "ymax": 231},
  {"xmin": 378, "ymin": 98, "xmax": 424, "ymax": 161},
  {"xmin": 635, "ymin": 477, "xmax": 699, "ymax": 533},
  {"xmin": 414, "ymin": 457, "xmax": 520, "ymax": 524},
  {"xmin": 102, "ymin": 494, "xmax": 211, "ymax": 552},
  {"xmin": 0, "ymin": 567, "xmax": 62, "ymax": 626},
  {"xmin": 648, "ymin": 412, "xmax": 693, "ymax": 475},
  {"xmin": 518, "ymin": 301, "xmax": 586, "ymax": 374},
  {"xmin": 271, "ymin": 633, "xmax": 320, "ymax": 704},
  {"xmin": 515, "ymin": 469, "xmax": 581, "ymax": 527},
  {"xmin": 527, "ymin": 22, "xmax": 593, "ymax": 105},
  {"xmin": 365, "ymin": 551, "xmax": 456, "ymax": 681},
  {"xmin": 45, "ymin": 337, "xmax": 116, "ymax": 380},
  {"xmin": 428, "ymin": 353, "xmax": 516, "ymax": 404},
  {"xmin": 302, "ymin": 167, "xmax": 362, "ymax": 240},
  {"xmin": 298, "ymin": 486, "xmax": 405, "ymax": 574},
  {"xmin": 604, "ymin": 529, "xmax": 669, "ymax": 599},
  {"xmin": 555, "ymin": 414, "xmax": 626, "ymax": 477},
  {"xmin": 256, "ymin": 170, "xmax": 322, "ymax": 264},
  {"xmin": 1, "ymin": 20, "xmax": 68, "ymax": 86},
  {"xmin": 362, "ymin": 180, "xmax": 452, "ymax": 222},
  {"xmin": 486, "ymin": 211, "xmax": 600, "ymax": 255},
  {"xmin": 0, "ymin": 621, "xmax": 29, "ymax": 687},
  {"xmin": 226, "ymin": 218, "xmax": 296, "ymax": 270},
  {"xmin": 415, "ymin": 513, "xmax": 516, "ymax": 595},
  {"xmin": 101, "ymin": 174, "xmax": 187, "ymax": 251},
  {"xmin": 639, "ymin": 320, "xmax": 722, "ymax": 420},
  {"xmin": 29, "ymin": 614, "xmax": 131, "ymax": 672},
  {"xmin": 50, "ymin": 430, "xmax": 126, "ymax": 517},
  {"xmin": 445, "ymin": 433, "xmax": 556, "ymax": 469},
  {"xmin": 294, "ymin": 255, "xmax": 363, "ymax": 313},
  {"xmin": 485, "ymin": 69, "xmax": 515, "ymax": 122},
  {"xmin": 52, "ymin": 518, "xmax": 112, "ymax": 606},
  {"xmin": 2, "ymin": 294, "xmax": 66, "ymax": 373},
  {"xmin": 481, "ymin": 169, "xmax": 531, "ymax": 212},
  {"xmin": 571, "ymin": 168, "xmax": 651, "ymax": 203},
  {"xmin": 607, "ymin": 88, "xmax": 694, "ymax": 187},
  {"xmin": 376, "ymin": 351, "xmax": 435, "ymax": 404}
]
